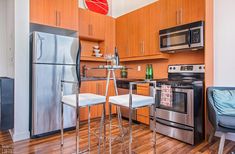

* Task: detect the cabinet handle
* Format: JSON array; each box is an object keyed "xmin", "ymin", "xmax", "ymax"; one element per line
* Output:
[
  {"xmin": 58, "ymin": 12, "xmax": 61, "ymax": 26},
  {"xmin": 176, "ymin": 10, "xmax": 179, "ymax": 25},
  {"xmin": 180, "ymin": 8, "xmax": 183, "ymax": 24},
  {"xmin": 55, "ymin": 11, "xmax": 58, "ymax": 26},
  {"xmin": 88, "ymin": 24, "xmax": 91, "ymax": 36},
  {"xmin": 142, "ymin": 41, "xmax": 145, "ymax": 54},
  {"xmin": 91, "ymin": 25, "xmax": 93, "ymax": 36}
]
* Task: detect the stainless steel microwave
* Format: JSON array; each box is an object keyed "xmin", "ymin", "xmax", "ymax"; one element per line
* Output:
[{"xmin": 159, "ymin": 21, "xmax": 204, "ymax": 53}]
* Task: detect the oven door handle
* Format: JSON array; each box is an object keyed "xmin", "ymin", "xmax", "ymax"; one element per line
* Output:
[
  {"xmin": 150, "ymin": 117, "xmax": 193, "ymax": 132},
  {"xmin": 188, "ymin": 29, "xmax": 191, "ymax": 47}
]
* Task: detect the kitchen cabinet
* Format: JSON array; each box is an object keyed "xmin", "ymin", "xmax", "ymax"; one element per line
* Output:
[
  {"xmin": 189, "ymin": 0, "xmax": 205, "ymax": 22},
  {"xmin": 80, "ymin": 80, "xmax": 116, "ymax": 121},
  {"xmin": 160, "ymin": 0, "xmax": 205, "ymax": 29},
  {"xmin": 30, "ymin": 0, "xmax": 78, "ymax": 31},
  {"xmin": 116, "ymin": 15, "xmax": 129, "ymax": 58},
  {"xmin": 149, "ymin": 2, "xmax": 161, "ymax": 55},
  {"xmin": 79, "ymin": 8, "xmax": 105, "ymax": 41},
  {"xmin": 30, "ymin": 0, "xmax": 45, "ymax": 24},
  {"xmin": 136, "ymin": 83, "xmax": 150, "ymax": 125},
  {"xmin": 100, "ymin": 16, "xmax": 116, "ymax": 55}
]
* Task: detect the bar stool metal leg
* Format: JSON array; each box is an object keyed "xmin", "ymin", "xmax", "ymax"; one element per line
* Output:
[
  {"xmin": 98, "ymin": 107, "xmax": 104, "ymax": 154},
  {"xmin": 103, "ymin": 103, "xmax": 106, "ymax": 153},
  {"xmin": 76, "ymin": 93, "xmax": 80, "ymax": 154},
  {"xmin": 129, "ymin": 108, "xmax": 133, "ymax": 154},
  {"xmin": 61, "ymin": 102, "xmax": 64, "ymax": 146},
  {"xmin": 153, "ymin": 106, "xmax": 157, "ymax": 154},
  {"xmin": 109, "ymin": 103, "xmax": 112, "ymax": 154},
  {"xmin": 88, "ymin": 106, "xmax": 91, "ymax": 152}
]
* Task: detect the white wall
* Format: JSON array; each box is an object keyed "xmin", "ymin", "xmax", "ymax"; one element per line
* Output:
[
  {"xmin": 214, "ymin": 0, "xmax": 235, "ymax": 141},
  {"xmin": 11, "ymin": 0, "xmax": 30, "ymax": 142},
  {"xmin": 111, "ymin": 0, "xmax": 158, "ymax": 18},
  {"xmin": 214, "ymin": 0, "xmax": 235, "ymax": 86},
  {"xmin": 0, "ymin": 0, "xmax": 14, "ymax": 77}
]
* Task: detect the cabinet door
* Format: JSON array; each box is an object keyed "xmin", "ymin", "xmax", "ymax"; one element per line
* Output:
[
  {"xmin": 179, "ymin": 0, "xmax": 191, "ymax": 25},
  {"xmin": 127, "ymin": 11, "xmax": 139, "ymax": 57},
  {"xmin": 90, "ymin": 11, "xmax": 105, "ymax": 40},
  {"xmin": 159, "ymin": 0, "xmax": 168, "ymax": 29},
  {"xmin": 44, "ymin": 0, "xmax": 57, "ymax": 27},
  {"xmin": 167, "ymin": 0, "xmax": 180, "ymax": 28},
  {"xmin": 104, "ymin": 16, "xmax": 116, "ymax": 54},
  {"xmin": 30, "ymin": 0, "xmax": 45, "ymax": 24},
  {"xmin": 189, "ymin": 0, "xmax": 205, "ymax": 22},
  {"xmin": 138, "ymin": 6, "xmax": 150, "ymax": 56},
  {"xmin": 79, "ymin": 8, "xmax": 90, "ymax": 38},
  {"xmin": 57, "ymin": 0, "xmax": 78, "ymax": 31},
  {"xmin": 116, "ymin": 15, "xmax": 129, "ymax": 58},
  {"xmin": 149, "ymin": 2, "xmax": 161, "ymax": 55}
]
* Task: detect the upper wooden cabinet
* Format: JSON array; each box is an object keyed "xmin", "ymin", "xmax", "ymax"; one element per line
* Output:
[
  {"xmin": 30, "ymin": 0, "xmax": 78, "ymax": 31},
  {"xmin": 116, "ymin": 15, "xmax": 129, "ymax": 58},
  {"xmin": 78, "ymin": 8, "xmax": 105, "ymax": 41},
  {"xmin": 160, "ymin": 0, "xmax": 205, "ymax": 29},
  {"xmin": 102, "ymin": 16, "xmax": 116, "ymax": 54}
]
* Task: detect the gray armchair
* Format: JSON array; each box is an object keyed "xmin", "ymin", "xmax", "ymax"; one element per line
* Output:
[{"xmin": 207, "ymin": 87, "xmax": 235, "ymax": 154}]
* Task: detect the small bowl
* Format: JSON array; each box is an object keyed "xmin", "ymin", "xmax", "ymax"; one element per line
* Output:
[{"xmin": 93, "ymin": 46, "xmax": 99, "ymax": 49}]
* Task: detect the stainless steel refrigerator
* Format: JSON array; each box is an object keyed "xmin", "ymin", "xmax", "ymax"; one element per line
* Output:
[{"xmin": 30, "ymin": 31, "xmax": 81, "ymax": 137}]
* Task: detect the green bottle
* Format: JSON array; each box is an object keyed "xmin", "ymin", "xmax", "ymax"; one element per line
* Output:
[
  {"xmin": 149, "ymin": 64, "xmax": 153, "ymax": 80},
  {"xmin": 146, "ymin": 64, "xmax": 149, "ymax": 80}
]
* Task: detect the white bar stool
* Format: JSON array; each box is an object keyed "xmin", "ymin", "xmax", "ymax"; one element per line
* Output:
[
  {"xmin": 108, "ymin": 81, "xmax": 157, "ymax": 154},
  {"xmin": 60, "ymin": 80, "xmax": 106, "ymax": 154}
]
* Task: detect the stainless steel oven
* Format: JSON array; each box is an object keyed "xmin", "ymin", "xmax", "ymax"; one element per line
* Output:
[
  {"xmin": 160, "ymin": 21, "xmax": 204, "ymax": 53},
  {"xmin": 150, "ymin": 64, "xmax": 205, "ymax": 145}
]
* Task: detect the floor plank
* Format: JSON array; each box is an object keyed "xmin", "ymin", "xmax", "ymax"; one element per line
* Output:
[{"xmin": 0, "ymin": 118, "xmax": 235, "ymax": 154}]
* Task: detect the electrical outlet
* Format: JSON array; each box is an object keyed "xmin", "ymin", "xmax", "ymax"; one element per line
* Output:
[{"xmin": 137, "ymin": 66, "xmax": 141, "ymax": 71}]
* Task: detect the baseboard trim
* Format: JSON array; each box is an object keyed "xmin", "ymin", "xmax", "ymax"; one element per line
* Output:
[
  {"xmin": 10, "ymin": 131, "xmax": 30, "ymax": 142},
  {"xmin": 215, "ymin": 131, "xmax": 235, "ymax": 141}
]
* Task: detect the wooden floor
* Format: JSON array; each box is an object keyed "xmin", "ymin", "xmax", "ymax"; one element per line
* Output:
[{"xmin": 1, "ymin": 118, "xmax": 235, "ymax": 154}]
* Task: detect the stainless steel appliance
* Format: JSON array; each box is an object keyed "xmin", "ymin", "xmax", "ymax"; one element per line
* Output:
[
  {"xmin": 117, "ymin": 79, "xmax": 138, "ymax": 120},
  {"xmin": 150, "ymin": 64, "xmax": 204, "ymax": 145},
  {"xmin": 160, "ymin": 21, "xmax": 204, "ymax": 53},
  {"xmin": 30, "ymin": 31, "xmax": 81, "ymax": 137}
]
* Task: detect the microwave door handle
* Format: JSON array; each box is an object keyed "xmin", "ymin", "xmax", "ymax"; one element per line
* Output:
[{"xmin": 188, "ymin": 29, "xmax": 191, "ymax": 47}]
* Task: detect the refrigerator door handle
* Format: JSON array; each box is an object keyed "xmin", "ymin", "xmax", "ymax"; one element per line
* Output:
[
  {"xmin": 36, "ymin": 34, "xmax": 45, "ymax": 60},
  {"xmin": 76, "ymin": 41, "xmax": 82, "ymax": 88}
]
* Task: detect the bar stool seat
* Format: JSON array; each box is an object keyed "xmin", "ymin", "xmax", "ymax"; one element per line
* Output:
[
  {"xmin": 62, "ymin": 93, "xmax": 106, "ymax": 107},
  {"xmin": 109, "ymin": 94, "xmax": 154, "ymax": 108},
  {"xmin": 61, "ymin": 89, "xmax": 107, "ymax": 154}
]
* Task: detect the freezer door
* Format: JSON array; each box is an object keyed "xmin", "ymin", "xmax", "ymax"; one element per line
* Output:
[
  {"xmin": 33, "ymin": 31, "xmax": 79, "ymax": 65},
  {"xmin": 57, "ymin": 35, "xmax": 79, "ymax": 65},
  {"xmin": 33, "ymin": 32, "xmax": 63, "ymax": 64}
]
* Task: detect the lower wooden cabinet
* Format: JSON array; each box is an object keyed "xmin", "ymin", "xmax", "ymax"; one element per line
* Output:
[
  {"xmin": 79, "ymin": 80, "xmax": 116, "ymax": 121},
  {"xmin": 136, "ymin": 83, "xmax": 150, "ymax": 125}
]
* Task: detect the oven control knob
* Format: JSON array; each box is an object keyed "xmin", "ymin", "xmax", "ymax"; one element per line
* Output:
[
  {"xmin": 169, "ymin": 67, "xmax": 172, "ymax": 70},
  {"xmin": 199, "ymin": 66, "xmax": 202, "ymax": 69},
  {"xmin": 173, "ymin": 67, "xmax": 176, "ymax": 70}
]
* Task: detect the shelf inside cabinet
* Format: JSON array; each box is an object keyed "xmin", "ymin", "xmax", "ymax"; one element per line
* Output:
[
  {"xmin": 81, "ymin": 56, "xmax": 106, "ymax": 62},
  {"xmin": 120, "ymin": 54, "xmax": 169, "ymax": 62}
]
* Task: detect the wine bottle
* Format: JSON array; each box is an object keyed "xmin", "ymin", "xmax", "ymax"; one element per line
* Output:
[
  {"xmin": 149, "ymin": 64, "xmax": 153, "ymax": 80},
  {"xmin": 146, "ymin": 64, "xmax": 149, "ymax": 80},
  {"xmin": 114, "ymin": 47, "xmax": 120, "ymax": 66}
]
